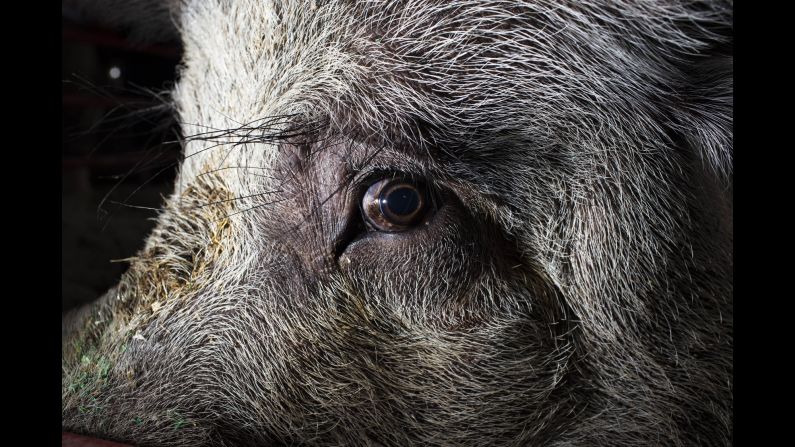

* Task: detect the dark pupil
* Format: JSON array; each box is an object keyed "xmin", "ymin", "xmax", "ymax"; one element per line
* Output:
[{"xmin": 383, "ymin": 187, "xmax": 420, "ymax": 216}]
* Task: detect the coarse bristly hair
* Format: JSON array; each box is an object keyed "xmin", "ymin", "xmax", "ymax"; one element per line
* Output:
[{"xmin": 62, "ymin": 1, "xmax": 732, "ymax": 446}]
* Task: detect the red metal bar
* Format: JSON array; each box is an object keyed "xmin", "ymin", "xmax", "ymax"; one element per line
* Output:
[{"xmin": 62, "ymin": 432, "xmax": 134, "ymax": 447}]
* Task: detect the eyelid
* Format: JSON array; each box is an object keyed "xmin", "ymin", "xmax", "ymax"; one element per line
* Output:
[{"xmin": 351, "ymin": 167, "xmax": 432, "ymax": 193}]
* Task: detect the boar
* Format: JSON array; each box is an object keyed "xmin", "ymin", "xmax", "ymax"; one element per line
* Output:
[{"xmin": 62, "ymin": 1, "xmax": 733, "ymax": 445}]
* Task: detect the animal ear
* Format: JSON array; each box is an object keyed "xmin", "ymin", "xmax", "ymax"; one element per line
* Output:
[
  {"xmin": 668, "ymin": 3, "xmax": 733, "ymax": 181},
  {"xmin": 62, "ymin": 0, "xmax": 182, "ymax": 43},
  {"xmin": 678, "ymin": 50, "xmax": 733, "ymax": 181}
]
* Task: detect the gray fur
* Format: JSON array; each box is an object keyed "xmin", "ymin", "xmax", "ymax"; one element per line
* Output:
[{"xmin": 62, "ymin": 1, "xmax": 733, "ymax": 446}]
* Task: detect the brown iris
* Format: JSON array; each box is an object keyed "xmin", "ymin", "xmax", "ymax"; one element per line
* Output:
[{"xmin": 362, "ymin": 178, "xmax": 430, "ymax": 232}]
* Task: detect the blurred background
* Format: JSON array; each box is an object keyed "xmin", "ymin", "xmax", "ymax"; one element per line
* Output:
[{"xmin": 62, "ymin": 8, "xmax": 183, "ymax": 313}]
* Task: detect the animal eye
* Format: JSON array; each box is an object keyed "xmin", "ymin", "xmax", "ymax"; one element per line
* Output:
[{"xmin": 361, "ymin": 177, "xmax": 432, "ymax": 232}]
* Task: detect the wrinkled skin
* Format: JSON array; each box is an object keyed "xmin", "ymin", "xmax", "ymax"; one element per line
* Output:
[{"xmin": 62, "ymin": 1, "xmax": 732, "ymax": 446}]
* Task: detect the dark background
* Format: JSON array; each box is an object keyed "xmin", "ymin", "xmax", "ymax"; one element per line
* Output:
[{"xmin": 62, "ymin": 9, "xmax": 183, "ymax": 313}]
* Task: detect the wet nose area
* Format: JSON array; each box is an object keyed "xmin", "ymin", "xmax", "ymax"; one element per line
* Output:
[{"xmin": 270, "ymin": 142, "xmax": 363, "ymax": 276}]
